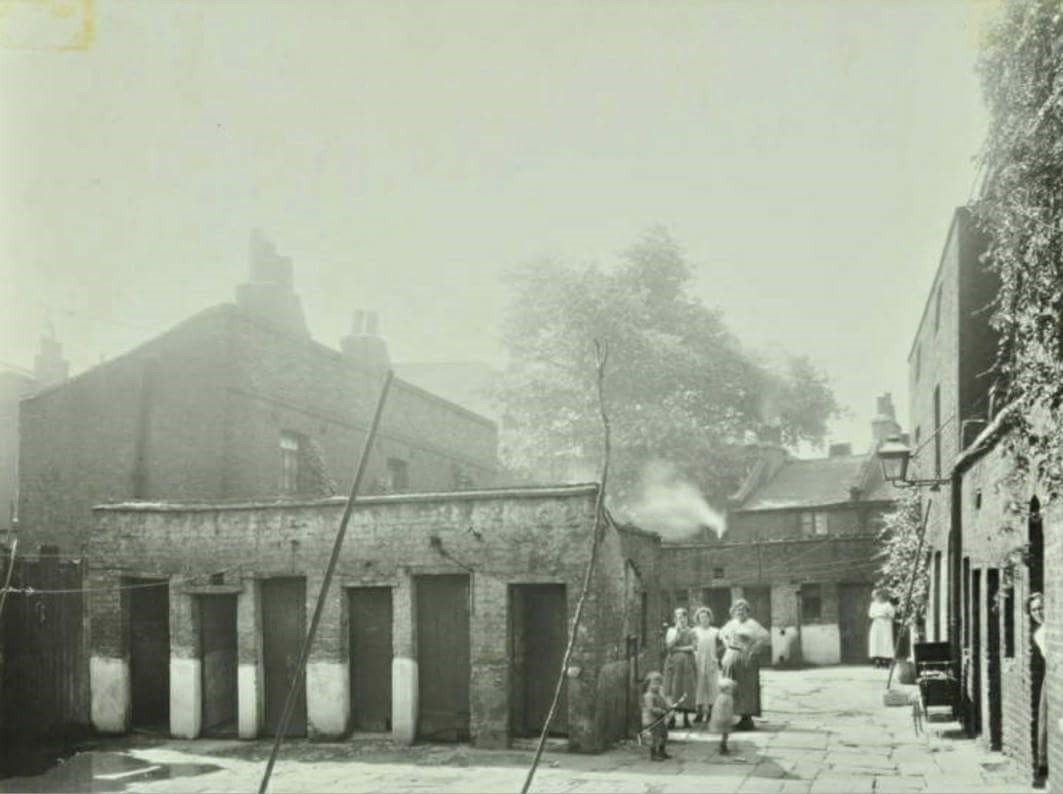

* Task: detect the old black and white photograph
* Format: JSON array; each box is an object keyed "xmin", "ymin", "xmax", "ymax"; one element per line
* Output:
[{"xmin": 0, "ymin": 0, "xmax": 1060, "ymax": 792}]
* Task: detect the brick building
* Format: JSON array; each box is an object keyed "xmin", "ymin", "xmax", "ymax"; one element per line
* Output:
[
  {"xmin": 0, "ymin": 331, "xmax": 69, "ymax": 532},
  {"xmin": 86, "ymin": 484, "xmax": 661, "ymax": 752},
  {"xmin": 16, "ymin": 232, "xmax": 499, "ymax": 555},
  {"xmin": 901, "ymin": 205, "xmax": 1063, "ymax": 787},
  {"xmin": 659, "ymin": 399, "xmax": 898, "ymax": 667}
]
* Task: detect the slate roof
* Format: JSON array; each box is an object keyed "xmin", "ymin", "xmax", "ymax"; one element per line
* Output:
[{"xmin": 736, "ymin": 452, "xmax": 894, "ymax": 512}]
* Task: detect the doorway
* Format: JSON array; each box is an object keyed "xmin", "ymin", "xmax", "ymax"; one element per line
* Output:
[
  {"xmin": 970, "ymin": 569, "xmax": 982, "ymax": 737},
  {"xmin": 838, "ymin": 584, "xmax": 873, "ymax": 664},
  {"xmin": 261, "ymin": 578, "xmax": 307, "ymax": 737},
  {"xmin": 128, "ymin": 578, "xmax": 170, "ymax": 730},
  {"xmin": 743, "ymin": 586, "xmax": 773, "ymax": 665},
  {"xmin": 200, "ymin": 595, "xmax": 238, "ymax": 737},
  {"xmin": 1029, "ymin": 498, "xmax": 1045, "ymax": 777},
  {"xmin": 348, "ymin": 587, "xmax": 393, "ymax": 732},
  {"xmin": 416, "ymin": 575, "xmax": 471, "ymax": 741},
  {"xmin": 701, "ymin": 587, "xmax": 731, "ymax": 627},
  {"xmin": 510, "ymin": 584, "xmax": 568, "ymax": 737},
  {"xmin": 986, "ymin": 569, "xmax": 1002, "ymax": 750}
]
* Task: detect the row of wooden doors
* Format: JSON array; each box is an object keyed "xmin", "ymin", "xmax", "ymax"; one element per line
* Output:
[{"xmin": 127, "ymin": 576, "xmax": 568, "ymax": 741}]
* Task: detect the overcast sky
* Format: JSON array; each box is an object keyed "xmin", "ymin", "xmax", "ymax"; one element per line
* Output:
[{"xmin": 1, "ymin": 0, "xmax": 996, "ymax": 454}]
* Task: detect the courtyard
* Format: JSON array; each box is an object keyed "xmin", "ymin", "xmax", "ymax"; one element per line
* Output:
[{"xmin": 0, "ymin": 666, "xmax": 1039, "ymax": 793}]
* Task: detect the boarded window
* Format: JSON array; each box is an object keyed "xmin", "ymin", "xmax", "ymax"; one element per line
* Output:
[
  {"xmin": 280, "ymin": 432, "xmax": 301, "ymax": 495},
  {"xmin": 801, "ymin": 584, "xmax": 822, "ymax": 622},
  {"xmin": 386, "ymin": 458, "xmax": 409, "ymax": 492}
]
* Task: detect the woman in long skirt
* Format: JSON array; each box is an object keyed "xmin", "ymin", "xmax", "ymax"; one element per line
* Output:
[
  {"xmin": 719, "ymin": 599, "xmax": 770, "ymax": 731},
  {"xmin": 691, "ymin": 606, "xmax": 721, "ymax": 723},
  {"xmin": 867, "ymin": 589, "xmax": 896, "ymax": 668},
  {"xmin": 663, "ymin": 607, "xmax": 698, "ymax": 728}
]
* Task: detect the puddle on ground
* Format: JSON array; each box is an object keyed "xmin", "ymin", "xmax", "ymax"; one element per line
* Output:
[{"xmin": 0, "ymin": 752, "xmax": 221, "ymax": 793}]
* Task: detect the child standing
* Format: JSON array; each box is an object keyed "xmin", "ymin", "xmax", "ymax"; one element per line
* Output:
[
  {"xmin": 642, "ymin": 671, "xmax": 673, "ymax": 761},
  {"xmin": 708, "ymin": 677, "xmax": 736, "ymax": 755}
]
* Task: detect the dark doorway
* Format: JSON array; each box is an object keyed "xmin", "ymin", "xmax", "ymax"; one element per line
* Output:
[
  {"xmin": 261, "ymin": 578, "xmax": 307, "ymax": 737},
  {"xmin": 416, "ymin": 575, "xmax": 471, "ymax": 741},
  {"xmin": 128, "ymin": 578, "xmax": 170, "ymax": 730},
  {"xmin": 838, "ymin": 583, "xmax": 873, "ymax": 664},
  {"xmin": 200, "ymin": 595, "xmax": 238, "ymax": 736},
  {"xmin": 510, "ymin": 584, "xmax": 568, "ymax": 738},
  {"xmin": 701, "ymin": 587, "xmax": 731, "ymax": 627},
  {"xmin": 970, "ymin": 569, "xmax": 982, "ymax": 737},
  {"xmin": 1029, "ymin": 498, "xmax": 1045, "ymax": 778},
  {"xmin": 986, "ymin": 569, "xmax": 1002, "ymax": 750},
  {"xmin": 743, "ymin": 586, "xmax": 773, "ymax": 664},
  {"xmin": 348, "ymin": 587, "xmax": 393, "ymax": 732}
]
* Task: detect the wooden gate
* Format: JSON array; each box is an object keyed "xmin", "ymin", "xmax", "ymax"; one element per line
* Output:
[
  {"xmin": 0, "ymin": 554, "xmax": 85, "ymax": 742},
  {"xmin": 837, "ymin": 583, "xmax": 873, "ymax": 664},
  {"xmin": 128, "ymin": 578, "xmax": 170, "ymax": 730},
  {"xmin": 510, "ymin": 584, "xmax": 567, "ymax": 737},
  {"xmin": 261, "ymin": 578, "xmax": 307, "ymax": 737},
  {"xmin": 200, "ymin": 594, "xmax": 238, "ymax": 736},
  {"xmin": 416, "ymin": 575, "xmax": 470, "ymax": 741},
  {"xmin": 348, "ymin": 587, "xmax": 393, "ymax": 732}
]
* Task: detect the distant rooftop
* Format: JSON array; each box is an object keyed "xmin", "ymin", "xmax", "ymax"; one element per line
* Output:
[{"xmin": 736, "ymin": 453, "xmax": 893, "ymax": 511}]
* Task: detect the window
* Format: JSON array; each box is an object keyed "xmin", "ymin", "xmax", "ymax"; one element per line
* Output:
[
  {"xmin": 1004, "ymin": 586, "xmax": 1015, "ymax": 658},
  {"xmin": 713, "ymin": 567, "xmax": 725, "ymax": 579},
  {"xmin": 799, "ymin": 511, "xmax": 829, "ymax": 537},
  {"xmin": 933, "ymin": 385, "xmax": 942, "ymax": 477},
  {"xmin": 801, "ymin": 584, "xmax": 822, "ymax": 622},
  {"xmin": 386, "ymin": 458, "xmax": 409, "ymax": 492},
  {"xmin": 934, "ymin": 284, "xmax": 943, "ymax": 333},
  {"xmin": 640, "ymin": 592, "xmax": 649, "ymax": 645},
  {"xmin": 914, "ymin": 426, "xmax": 921, "ymax": 446},
  {"xmin": 280, "ymin": 432, "xmax": 301, "ymax": 494},
  {"xmin": 974, "ymin": 490, "xmax": 982, "ymax": 510}
]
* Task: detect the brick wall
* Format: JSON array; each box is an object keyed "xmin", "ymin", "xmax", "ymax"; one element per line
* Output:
[
  {"xmin": 961, "ymin": 437, "xmax": 1041, "ymax": 773},
  {"xmin": 86, "ymin": 486, "xmax": 657, "ymax": 751},
  {"xmin": 18, "ymin": 304, "xmax": 499, "ymax": 555}
]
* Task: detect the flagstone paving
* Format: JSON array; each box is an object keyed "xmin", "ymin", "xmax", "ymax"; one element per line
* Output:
[{"xmin": 0, "ymin": 666, "xmax": 1041, "ymax": 793}]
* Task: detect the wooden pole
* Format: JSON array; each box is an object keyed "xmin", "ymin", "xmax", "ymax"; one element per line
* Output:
[
  {"xmin": 520, "ymin": 341, "xmax": 611, "ymax": 794},
  {"xmin": 886, "ymin": 499, "xmax": 932, "ymax": 690},
  {"xmin": 258, "ymin": 371, "xmax": 394, "ymax": 794}
]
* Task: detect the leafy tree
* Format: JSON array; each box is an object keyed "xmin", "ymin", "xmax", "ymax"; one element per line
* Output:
[
  {"xmin": 972, "ymin": 0, "xmax": 1063, "ymax": 499},
  {"xmin": 875, "ymin": 490, "xmax": 930, "ymax": 624},
  {"xmin": 496, "ymin": 227, "xmax": 841, "ymax": 509}
]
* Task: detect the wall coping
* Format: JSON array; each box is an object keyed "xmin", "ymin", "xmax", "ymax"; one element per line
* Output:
[{"xmin": 91, "ymin": 483, "xmax": 600, "ymax": 513}]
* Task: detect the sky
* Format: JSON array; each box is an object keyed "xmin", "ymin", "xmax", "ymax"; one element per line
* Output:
[{"xmin": 0, "ymin": 0, "xmax": 998, "ymax": 455}]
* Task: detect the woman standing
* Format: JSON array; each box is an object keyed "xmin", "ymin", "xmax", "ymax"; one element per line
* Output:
[
  {"xmin": 720, "ymin": 599, "xmax": 770, "ymax": 731},
  {"xmin": 663, "ymin": 607, "xmax": 698, "ymax": 728},
  {"xmin": 691, "ymin": 607, "xmax": 721, "ymax": 724},
  {"xmin": 867, "ymin": 589, "xmax": 896, "ymax": 668}
]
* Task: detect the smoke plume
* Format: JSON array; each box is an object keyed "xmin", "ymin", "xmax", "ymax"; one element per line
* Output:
[{"xmin": 624, "ymin": 460, "xmax": 726, "ymax": 541}]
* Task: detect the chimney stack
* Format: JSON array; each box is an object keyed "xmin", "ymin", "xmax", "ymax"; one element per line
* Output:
[
  {"xmin": 341, "ymin": 307, "xmax": 390, "ymax": 373},
  {"xmin": 235, "ymin": 229, "xmax": 310, "ymax": 338},
  {"xmin": 33, "ymin": 323, "xmax": 69, "ymax": 387},
  {"xmin": 870, "ymin": 392, "xmax": 902, "ymax": 448}
]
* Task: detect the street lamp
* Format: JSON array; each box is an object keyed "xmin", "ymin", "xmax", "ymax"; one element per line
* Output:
[{"xmin": 876, "ymin": 436, "xmax": 949, "ymax": 489}]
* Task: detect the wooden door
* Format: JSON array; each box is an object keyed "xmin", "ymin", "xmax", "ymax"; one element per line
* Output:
[
  {"xmin": 511, "ymin": 584, "xmax": 567, "ymax": 737},
  {"xmin": 129, "ymin": 579, "xmax": 170, "ymax": 729},
  {"xmin": 838, "ymin": 584, "xmax": 873, "ymax": 664},
  {"xmin": 986, "ymin": 569, "xmax": 1002, "ymax": 749},
  {"xmin": 416, "ymin": 575, "xmax": 470, "ymax": 741},
  {"xmin": 701, "ymin": 587, "xmax": 731, "ymax": 626},
  {"xmin": 262, "ymin": 578, "xmax": 307, "ymax": 737},
  {"xmin": 200, "ymin": 595, "xmax": 238, "ymax": 736},
  {"xmin": 743, "ymin": 586, "xmax": 773, "ymax": 664},
  {"xmin": 349, "ymin": 587, "xmax": 393, "ymax": 732}
]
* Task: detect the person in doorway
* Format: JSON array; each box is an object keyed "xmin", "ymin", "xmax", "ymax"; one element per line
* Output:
[
  {"xmin": 663, "ymin": 607, "xmax": 698, "ymax": 729},
  {"xmin": 641, "ymin": 671, "xmax": 673, "ymax": 761},
  {"xmin": 691, "ymin": 606, "xmax": 722, "ymax": 724},
  {"xmin": 1030, "ymin": 593, "xmax": 1048, "ymax": 787},
  {"xmin": 720, "ymin": 599, "xmax": 770, "ymax": 731},
  {"xmin": 708, "ymin": 677, "xmax": 737, "ymax": 755},
  {"xmin": 868, "ymin": 589, "xmax": 897, "ymax": 668}
]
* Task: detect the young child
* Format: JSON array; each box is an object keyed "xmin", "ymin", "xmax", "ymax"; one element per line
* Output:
[
  {"xmin": 641, "ymin": 671, "xmax": 673, "ymax": 761},
  {"xmin": 708, "ymin": 677, "xmax": 736, "ymax": 755}
]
